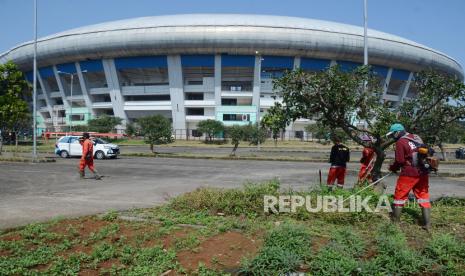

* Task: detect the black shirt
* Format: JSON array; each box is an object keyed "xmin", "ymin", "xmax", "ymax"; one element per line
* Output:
[{"xmin": 329, "ymin": 144, "xmax": 350, "ymax": 167}]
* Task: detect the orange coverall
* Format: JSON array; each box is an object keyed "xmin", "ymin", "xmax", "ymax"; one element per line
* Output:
[
  {"xmin": 358, "ymin": 147, "xmax": 375, "ymax": 181},
  {"xmin": 79, "ymin": 139, "xmax": 95, "ymax": 173}
]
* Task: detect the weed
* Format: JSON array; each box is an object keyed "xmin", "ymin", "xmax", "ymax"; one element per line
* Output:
[
  {"xmin": 241, "ymin": 222, "xmax": 311, "ymax": 275},
  {"xmin": 424, "ymin": 233, "xmax": 465, "ymax": 275},
  {"xmin": 101, "ymin": 210, "xmax": 119, "ymax": 222},
  {"xmin": 174, "ymin": 233, "xmax": 201, "ymax": 251}
]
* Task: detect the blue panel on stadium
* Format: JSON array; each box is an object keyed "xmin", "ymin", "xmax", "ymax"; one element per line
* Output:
[
  {"xmin": 57, "ymin": 63, "xmax": 77, "ymax": 74},
  {"xmin": 39, "ymin": 66, "xmax": 55, "ymax": 78},
  {"xmin": 338, "ymin": 60, "xmax": 362, "ymax": 72},
  {"xmin": 300, "ymin": 58, "xmax": 331, "ymax": 71},
  {"xmin": 371, "ymin": 65, "xmax": 389, "ymax": 78},
  {"xmin": 80, "ymin": 60, "xmax": 104, "ymax": 72},
  {"xmin": 115, "ymin": 56, "xmax": 168, "ymax": 69},
  {"xmin": 181, "ymin": 55, "xmax": 214, "ymax": 67},
  {"xmin": 391, "ymin": 69, "xmax": 410, "ymax": 81},
  {"xmin": 221, "ymin": 54, "xmax": 255, "ymax": 67},
  {"xmin": 262, "ymin": 56, "xmax": 294, "ymax": 69}
]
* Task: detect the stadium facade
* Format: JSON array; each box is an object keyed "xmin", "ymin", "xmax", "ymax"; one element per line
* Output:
[{"xmin": 0, "ymin": 14, "xmax": 463, "ymax": 137}]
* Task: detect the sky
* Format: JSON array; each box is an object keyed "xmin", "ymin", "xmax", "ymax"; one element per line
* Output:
[{"xmin": 1, "ymin": 0, "xmax": 464, "ymax": 70}]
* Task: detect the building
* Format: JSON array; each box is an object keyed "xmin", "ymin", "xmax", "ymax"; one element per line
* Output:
[{"xmin": 1, "ymin": 14, "xmax": 463, "ymax": 137}]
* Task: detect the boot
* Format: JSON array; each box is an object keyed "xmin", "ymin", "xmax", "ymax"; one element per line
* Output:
[
  {"xmin": 79, "ymin": 171, "xmax": 85, "ymax": 179},
  {"xmin": 92, "ymin": 170, "xmax": 102, "ymax": 180},
  {"xmin": 390, "ymin": 205, "xmax": 403, "ymax": 223},
  {"xmin": 421, "ymin": 208, "xmax": 432, "ymax": 232}
]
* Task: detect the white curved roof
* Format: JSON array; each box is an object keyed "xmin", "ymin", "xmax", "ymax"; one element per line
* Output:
[{"xmin": 1, "ymin": 14, "xmax": 463, "ymax": 79}]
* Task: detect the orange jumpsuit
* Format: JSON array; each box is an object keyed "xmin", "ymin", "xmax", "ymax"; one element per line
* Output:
[
  {"xmin": 358, "ymin": 147, "xmax": 375, "ymax": 181},
  {"xmin": 79, "ymin": 139, "xmax": 95, "ymax": 173},
  {"xmin": 390, "ymin": 134, "xmax": 431, "ymax": 208}
]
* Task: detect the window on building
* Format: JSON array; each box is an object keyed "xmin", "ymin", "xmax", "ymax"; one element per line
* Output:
[
  {"xmin": 221, "ymin": 55, "xmax": 254, "ymax": 92},
  {"xmin": 80, "ymin": 60, "xmax": 107, "ymax": 89},
  {"xmin": 221, "ymin": 98, "xmax": 237, "ymax": 106},
  {"xmin": 223, "ymin": 114, "xmax": 250, "ymax": 121},
  {"xmin": 71, "ymin": 114, "xmax": 85, "ymax": 121},
  {"xmin": 186, "ymin": 108, "xmax": 204, "ymax": 116},
  {"xmin": 124, "ymin": 95, "xmax": 171, "ymax": 101},
  {"xmin": 186, "ymin": 93, "xmax": 204, "ymax": 100}
]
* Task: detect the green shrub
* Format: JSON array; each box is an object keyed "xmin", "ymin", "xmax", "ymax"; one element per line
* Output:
[
  {"xmin": 241, "ymin": 223, "xmax": 311, "ymax": 275},
  {"xmin": 309, "ymin": 228, "xmax": 364, "ymax": 275},
  {"xmin": 119, "ymin": 246, "xmax": 177, "ymax": 275},
  {"xmin": 362, "ymin": 224, "xmax": 431, "ymax": 275},
  {"xmin": 424, "ymin": 233, "xmax": 465, "ymax": 275},
  {"xmin": 310, "ymin": 244, "xmax": 359, "ymax": 276},
  {"xmin": 169, "ymin": 180, "xmax": 280, "ymax": 217}
]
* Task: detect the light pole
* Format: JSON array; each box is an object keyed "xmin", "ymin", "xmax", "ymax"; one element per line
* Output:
[
  {"xmin": 363, "ymin": 0, "xmax": 368, "ymax": 66},
  {"xmin": 58, "ymin": 70, "xmax": 86, "ymax": 132},
  {"xmin": 32, "ymin": 0, "xmax": 38, "ymax": 160},
  {"xmin": 255, "ymin": 51, "xmax": 264, "ymax": 151}
]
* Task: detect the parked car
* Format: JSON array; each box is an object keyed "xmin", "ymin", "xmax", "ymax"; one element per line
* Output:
[{"xmin": 55, "ymin": 136, "xmax": 120, "ymax": 159}]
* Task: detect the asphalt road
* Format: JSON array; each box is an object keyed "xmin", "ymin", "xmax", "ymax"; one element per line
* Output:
[{"xmin": 1, "ymin": 156, "xmax": 464, "ymax": 229}]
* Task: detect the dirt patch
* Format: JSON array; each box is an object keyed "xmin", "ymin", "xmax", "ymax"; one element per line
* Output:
[
  {"xmin": 0, "ymin": 232, "xmax": 21, "ymax": 242},
  {"xmin": 49, "ymin": 218, "xmax": 110, "ymax": 238},
  {"xmin": 311, "ymin": 236, "xmax": 330, "ymax": 253},
  {"xmin": 176, "ymin": 231, "xmax": 260, "ymax": 273},
  {"xmin": 99, "ymin": 259, "xmax": 122, "ymax": 270}
]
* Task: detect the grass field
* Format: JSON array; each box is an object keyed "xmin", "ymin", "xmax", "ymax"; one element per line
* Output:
[{"xmin": 1, "ymin": 181, "xmax": 464, "ymax": 275}]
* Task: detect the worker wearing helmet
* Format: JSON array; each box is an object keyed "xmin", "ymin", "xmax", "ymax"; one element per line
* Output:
[
  {"xmin": 79, "ymin": 132, "xmax": 101, "ymax": 180},
  {"xmin": 387, "ymin": 123, "xmax": 431, "ymax": 231}
]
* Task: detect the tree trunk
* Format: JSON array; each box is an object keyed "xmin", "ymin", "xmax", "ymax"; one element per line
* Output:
[
  {"xmin": 438, "ymin": 142, "xmax": 447, "ymax": 161},
  {"xmin": 150, "ymin": 143, "xmax": 154, "ymax": 154},
  {"xmin": 274, "ymin": 138, "xmax": 277, "ymax": 147},
  {"xmin": 372, "ymin": 146, "xmax": 387, "ymax": 187},
  {"xmin": 230, "ymin": 143, "xmax": 238, "ymax": 157},
  {"xmin": 14, "ymin": 131, "xmax": 19, "ymax": 157},
  {"xmin": 0, "ymin": 135, "xmax": 3, "ymax": 156}
]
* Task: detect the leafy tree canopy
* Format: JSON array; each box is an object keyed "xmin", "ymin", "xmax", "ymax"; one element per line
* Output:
[
  {"xmin": 137, "ymin": 115, "xmax": 173, "ymax": 153},
  {"xmin": 197, "ymin": 119, "xmax": 224, "ymax": 142}
]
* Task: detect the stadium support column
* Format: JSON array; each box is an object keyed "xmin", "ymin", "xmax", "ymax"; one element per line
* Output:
[
  {"xmin": 382, "ymin": 68, "xmax": 393, "ymax": 100},
  {"xmin": 75, "ymin": 62, "xmax": 94, "ymax": 116},
  {"xmin": 37, "ymin": 71, "xmax": 53, "ymax": 118},
  {"xmin": 399, "ymin": 72, "xmax": 413, "ymax": 103},
  {"xmin": 102, "ymin": 59, "xmax": 128, "ymax": 128},
  {"xmin": 293, "ymin": 57, "xmax": 301, "ymax": 69},
  {"xmin": 168, "ymin": 55, "xmax": 186, "ymax": 138},
  {"xmin": 53, "ymin": 65, "xmax": 70, "ymax": 110},
  {"xmin": 214, "ymin": 55, "xmax": 221, "ymax": 107}
]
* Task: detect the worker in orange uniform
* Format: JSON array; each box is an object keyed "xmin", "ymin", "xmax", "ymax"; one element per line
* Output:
[
  {"xmin": 387, "ymin": 123, "xmax": 431, "ymax": 231},
  {"xmin": 327, "ymin": 136, "xmax": 350, "ymax": 189},
  {"xmin": 79, "ymin": 132, "xmax": 101, "ymax": 180},
  {"xmin": 358, "ymin": 135, "xmax": 376, "ymax": 183}
]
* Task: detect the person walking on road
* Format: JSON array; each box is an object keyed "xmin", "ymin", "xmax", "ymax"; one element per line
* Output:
[
  {"xmin": 327, "ymin": 136, "xmax": 350, "ymax": 189},
  {"xmin": 387, "ymin": 123, "xmax": 431, "ymax": 231},
  {"xmin": 79, "ymin": 132, "xmax": 102, "ymax": 180}
]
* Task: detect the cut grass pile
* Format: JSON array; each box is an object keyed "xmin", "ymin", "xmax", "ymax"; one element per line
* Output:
[{"xmin": 1, "ymin": 181, "xmax": 464, "ymax": 275}]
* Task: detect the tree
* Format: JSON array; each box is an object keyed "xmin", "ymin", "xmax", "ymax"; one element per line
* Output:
[
  {"xmin": 196, "ymin": 119, "xmax": 224, "ymax": 142},
  {"xmin": 125, "ymin": 122, "xmax": 140, "ymax": 137},
  {"xmin": 273, "ymin": 65, "xmax": 465, "ymax": 184},
  {"xmin": 137, "ymin": 115, "xmax": 173, "ymax": 153},
  {"xmin": 244, "ymin": 123, "xmax": 267, "ymax": 146},
  {"xmin": 225, "ymin": 123, "xmax": 266, "ymax": 156},
  {"xmin": 261, "ymin": 103, "xmax": 288, "ymax": 146},
  {"xmin": 0, "ymin": 61, "xmax": 31, "ymax": 155},
  {"xmin": 87, "ymin": 115, "xmax": 122, "ymax": 133},
  {"xmin": 225, "ymin": 125, "xmax": 245, "ymax": 157},
  {"xmin": 396, "ymin": 70, "xmax": 465, "ymax": 160}
]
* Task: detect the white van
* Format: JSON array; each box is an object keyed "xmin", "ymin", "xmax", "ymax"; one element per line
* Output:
[{"xmin": 55, "ymin": 136, "xmax": 120, "ymax": 159}]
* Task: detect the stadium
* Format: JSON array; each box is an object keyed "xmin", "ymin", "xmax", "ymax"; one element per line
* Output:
[{"xmin": 0, "ymin": 14, "xmax": 463, "ymax": 138}]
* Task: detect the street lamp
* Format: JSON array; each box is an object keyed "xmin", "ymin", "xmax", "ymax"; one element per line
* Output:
[
  {"xmin": 255, "ymin": 51, "xmax": 264, "ymax": 151},
  {"xmin": 57, "ymin": 70, "xmax": 86, "ymax": 132}
]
